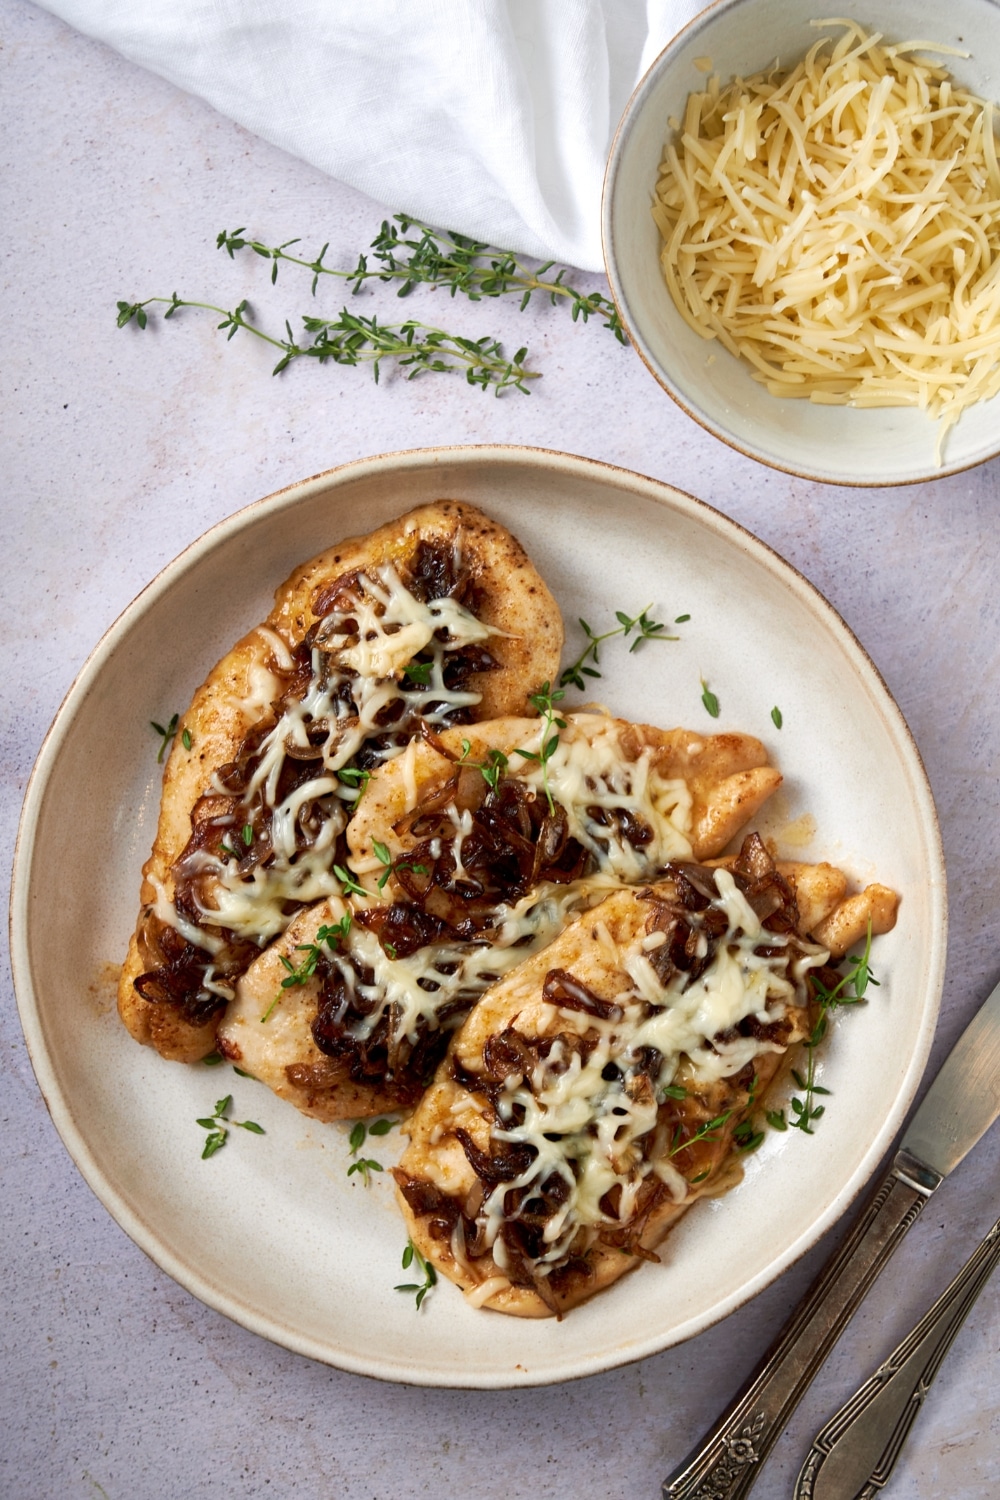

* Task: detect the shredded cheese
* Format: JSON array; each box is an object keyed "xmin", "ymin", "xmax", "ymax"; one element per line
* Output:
[
  {"xmin": 336, "ymin": 880, "xmax": 612, "ymax": 1048},
  {"xmin": 510, "ymin": 713, "xmax": 695, "ymax": 877},
  {"xmin": 166, "ymin": 549, "xmax": 503, "ymax": 958},
  {"xmin": 478, "ymin": 871, "xmax": 830, "ymax": 1271},
  {"xmin": 653, "ymin": 20, "xmax": 1000, "ymax": 458}
]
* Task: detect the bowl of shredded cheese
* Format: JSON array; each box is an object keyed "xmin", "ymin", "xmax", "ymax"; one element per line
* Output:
[{"xmin": 603, "ymin": 0, "xmax": 1000, "ymax": 484}]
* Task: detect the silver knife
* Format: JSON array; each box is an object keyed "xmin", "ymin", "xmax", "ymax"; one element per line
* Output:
[{"xmin": 661, "ymin": 972, "xmax": 1000, "ymax": 1500}]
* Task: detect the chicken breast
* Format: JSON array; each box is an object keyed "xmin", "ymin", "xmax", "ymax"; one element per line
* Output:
[
  {"xmin": 119, "ymin": 502, "xmax": 563, "ymax": 1062},
  {"xmin": 210, "ymin": 706, "xmax": 783, "ymax": 1119},
  {"xmin": 393, "ymin": 835, "xmax": 896, "ymax": 1317}
]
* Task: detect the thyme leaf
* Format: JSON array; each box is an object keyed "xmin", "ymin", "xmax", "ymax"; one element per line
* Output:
[
  {"xmin": 336, "ymin": 766, "xmax": 372, "ymax": 811},
  {"xmin": 771, "ymin": 706, "xmax": 783, "ymax": 729},
  {"xmin": 347, "ymin": 1157, "xmax": 383, "ymax": 1185},
  {"xmin": 659, "ymin": 1084, "xmax": 687, "ymax": 1102},
  {"xmin": 345, "ymin": 1118, "xmax": 396, "ymax": 1186},
  {"xmin": 668, "ymin": 1108, "xmax": 734, "ymax": 1159},
  {"xmin": 333, "ymin": 864, "xmax": 368, "ymax": 899},
  {"xmin": 150, "ymin": 712, "xmax": 179, "ymax": 763},
  {"xmin": 700, "ymin": 679, "xmax": 720, "ymax": 719},
  {"xmin": 395, "ymin": 1238, "xmax": 437, "ymax": 1309}
]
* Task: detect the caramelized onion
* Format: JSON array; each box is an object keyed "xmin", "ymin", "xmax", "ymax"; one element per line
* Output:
[{"xmin": 541, "ymin": 968, "xmax": 623, "ymax": 1021}]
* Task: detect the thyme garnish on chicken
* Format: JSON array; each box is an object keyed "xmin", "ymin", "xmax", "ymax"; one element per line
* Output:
[
  {"xmin": 514, "ymin": 682, "xmax": 567, "ymax": 814},
  {"xmin": 372, "ymin": 840, "xmax": 429, "ymax": 892},
  {"xmin": 337, "ymin": 766, "xmax": 372, "ymax": 810},
  {"xmin": 768, "ymin": 924, "xmax": 877, "ymax": 1134},
  {"xmin": 458, "ymin": 740, "xmax": 509, "ymax": 792},
  {"xmin": 260, "ymin": 915, "xmax": 352, "ymax": 1023}
]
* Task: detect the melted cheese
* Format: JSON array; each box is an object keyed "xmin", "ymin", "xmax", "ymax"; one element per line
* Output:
[
  {"xmin": 509, "ymin": 713, "xmax": 694, "ymax": 878},
  {"xmin": 653, "ymin": 20, "xmax": 1000, "ymax": 457},
  {"xmin": 476, "ymin": 870, "xmax": 829, "ymax": 1273},
  {"xmin": 339, "ymin": 880, "xmax": 610, "ymax": 1047},
  {"xmin": 164, "ymin": 553, "xmax": 504, "ymax": 949}
]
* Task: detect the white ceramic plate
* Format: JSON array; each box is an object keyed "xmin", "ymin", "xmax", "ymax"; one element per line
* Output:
[
  {"xmin": 602, "ymin": 0, "xmax": 1000, "ymax": 485},
  {"xmin": 11, "ymin": 446, "xmax": 946, "ymax": 1387}
]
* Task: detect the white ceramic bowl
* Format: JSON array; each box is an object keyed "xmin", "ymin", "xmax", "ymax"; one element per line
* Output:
[
  {"xmin": 603, "ymin": 0, "xmax": 1000, "ymax": 485},
  {"xmin": 11, "ymin": 446, "xmax": 946, "ymax": 1386}
]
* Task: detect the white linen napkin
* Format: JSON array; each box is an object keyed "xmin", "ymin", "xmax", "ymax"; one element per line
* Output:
[{"xmin": 37, "ymin": 0, "xmax": 705, "ymax": 271}]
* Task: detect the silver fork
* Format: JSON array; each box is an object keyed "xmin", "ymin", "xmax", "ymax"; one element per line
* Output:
[{"xmin": 795, "ymin": 1209, "xmax": 1000, "ymax": 1499}]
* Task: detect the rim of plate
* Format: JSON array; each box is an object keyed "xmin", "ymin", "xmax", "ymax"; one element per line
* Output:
[
  {"xmin": 601, "ymin": 0, "xmax": 1000, "ymax": 488},
  {"xmin": 9, "ymin": 444, "xmax": 947, "ymax": 1386}
]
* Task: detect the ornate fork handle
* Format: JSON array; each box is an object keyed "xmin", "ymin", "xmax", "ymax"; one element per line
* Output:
[
  {"xmin": 661, "ymin": 1149, "xmax": 941, "ymax": 1500},
  {"xmin": 795, "ymin": 1210, "xmax": 1000, "ymax": 1499}
]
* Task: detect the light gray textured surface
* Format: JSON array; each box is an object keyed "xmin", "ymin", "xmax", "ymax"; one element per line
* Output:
[{"xmin": 2, "ymin": 4, "xmax": 998, "ymax": 1498}]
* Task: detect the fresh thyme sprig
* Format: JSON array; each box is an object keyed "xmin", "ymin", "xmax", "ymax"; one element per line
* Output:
[
  {"xmin": 395, "ymin": 1238, "xmax": 438, "ymax": 1310},
  {"xmin": 217, "ymin": 217, "xmax": 627, "ymax": 341},
  {"xmin": 769, "ymin": 925, "xmax": 878, "ymax": 1135},
  {"xmin": 668, "ymin": 1108, "xmax": 734, "ymax": 1160},
  {"xmin": 514, "ymin": 682, "xmax": 567, "ymax": 814},
  {"xmin": 346, "ymin": 1118, "xmax": 395, "ymax": 1186},
  {"xmin": 559, "ymin": 607, "xmax": 678, "ymax": 691},
  {"xmin": 459, "ymin": 739, "xmax": 509, "ymax": 792},
  {"xmin": 261, "ymin": 915, "xmax": 351, "ymax": 1023},
  {"xmin": 665, "ymin": 1075, "xmax": 762, "ymax": 1180},
  {"xmin": 116, "ymin": 296, "xmax": 538, "ymax": 394},
  {"xmin": 196, "ymin": 1094, "xmax": 265, "ymax": 1159},
  {"xmin": 150, "ymin": 713, "xmax": 179, "ymax": 762}
]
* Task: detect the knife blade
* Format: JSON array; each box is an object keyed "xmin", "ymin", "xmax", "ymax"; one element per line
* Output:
[
  {"xmin": 662, "ymin": 972, "xmax": 1000, "ymax": 1500},
  {"xmin": 901, "ymin": 972, "xmax": 1000, "ymax": 1180}
]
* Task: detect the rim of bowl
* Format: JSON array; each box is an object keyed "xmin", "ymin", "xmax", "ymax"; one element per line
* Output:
[
  {"xmin": 601, "ymin": 0, "xmax": 1000, "ymax": 488},
  {"xmin": 9, "ymin": 443, "xmax": 948, "ymax": 1385}
]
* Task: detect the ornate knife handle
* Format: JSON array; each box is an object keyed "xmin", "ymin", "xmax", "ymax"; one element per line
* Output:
[
  {"xmin": 661, "ymin": 1149, "xmax": 941, "ymax": 1500},
  {"xmin": 795, "ymin": 1210, "xmax": 1000, "ymax": 1499}
]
